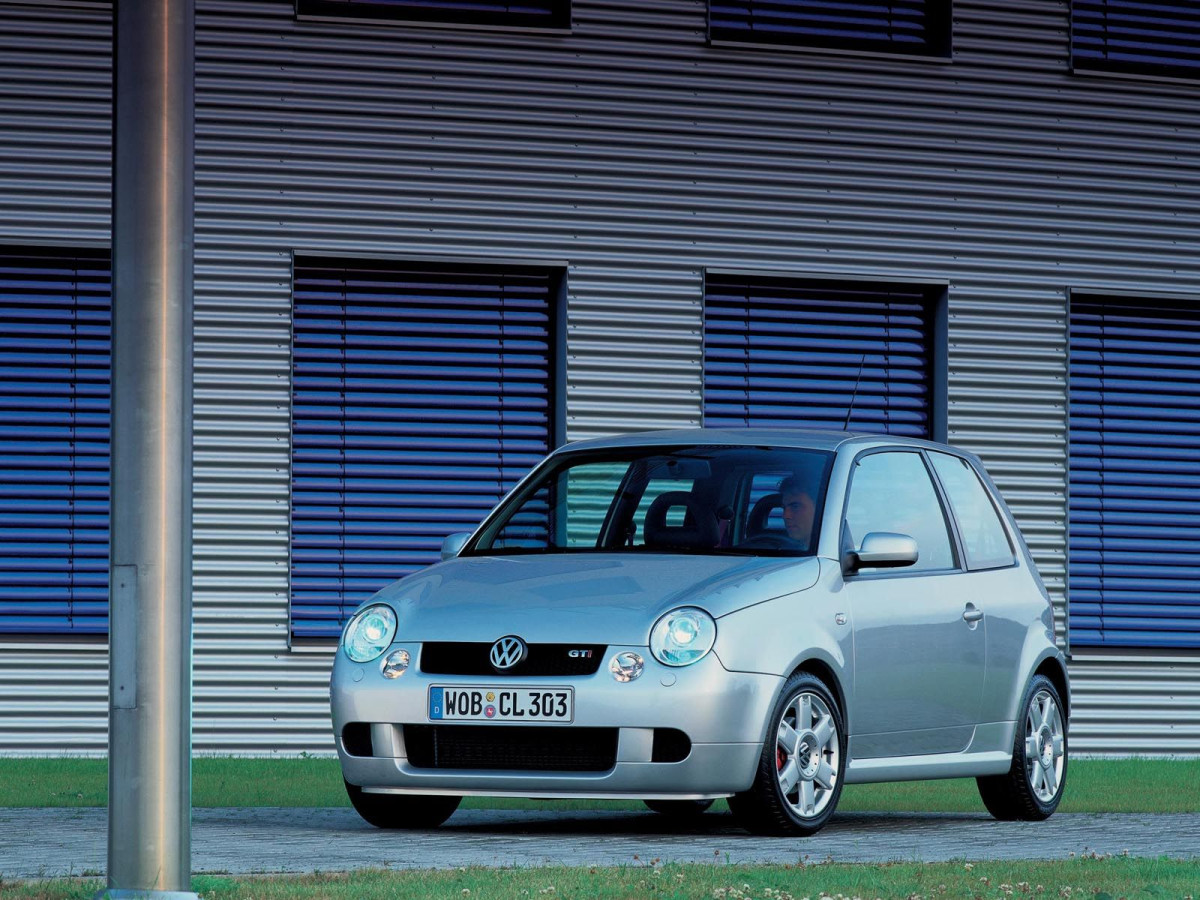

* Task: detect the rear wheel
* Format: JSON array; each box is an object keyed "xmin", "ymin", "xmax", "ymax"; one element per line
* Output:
[
  {"xmin": 643, "ymin": 799, "xmax": 714, "ymax": 818},
  {"xmin": 729, "ymin": 671, "xmax": 845, "ymax": 836},
  {"xmin": 977, "ymin": 674, "xmax": 1067, "ymax": 821},
  {"xmin": 344, "ymin": 780, "xmax": 460, "ymax": 829}
]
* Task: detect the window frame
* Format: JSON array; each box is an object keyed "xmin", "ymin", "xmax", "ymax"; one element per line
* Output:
[
  {"xmin": 1066, "ymin": 287, "xmax": 1200, "ymax": 652},
  {"xmin": 1069, "ymin": 0, "xmax": 1200, "ymax": 84},
  {"xmin": 0, "ymin": 243, "xmax": 111, "ymax": 644},
  {"xmin": 839, "ymin": 446, "xmax": 964, "ymax": 580},
  {"xmin": 701, "ymin": 268, "xmax": 949, "ymax": 442},
  {"xmin": 707, "ymin": 0, "xmax": 954, "ymax": 62}
]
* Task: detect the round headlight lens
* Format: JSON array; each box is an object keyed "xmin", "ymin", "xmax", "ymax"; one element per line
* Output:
[
  {"xmin": 343, "ymin": 604, "xmax": 397, "ymax": 663},
  {"xmin": 649, "ymin": 607, "xmax": 716, "ymax": 667}
]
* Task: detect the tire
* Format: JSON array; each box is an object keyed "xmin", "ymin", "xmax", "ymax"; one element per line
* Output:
[
  {"xmin": 977, "ymin": 674, "xmax": 1068, "ymax": 821},
  {"xmin": 344, "ymin": 779, "xmax": 461, "ymax": 829},
  {"xmin": 643, "ymin": 799, "xmax": 715, "ymax": 818},
  {"xmin": 728, "ymin": 671, "xmax": 846, "ymax": 836}
]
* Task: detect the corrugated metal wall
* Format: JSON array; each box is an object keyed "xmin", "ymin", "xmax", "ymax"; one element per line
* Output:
[{"xmin": 1, "ymin": 0, "xmax": 1198, "ymax": 754}]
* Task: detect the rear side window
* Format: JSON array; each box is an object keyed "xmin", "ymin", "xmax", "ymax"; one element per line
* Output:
[
  {"xmin": 929, "ymin": 453, "xmax": 1014, "ymax": 571},
  {"xmin": 843, "ymin": 451, "xmax": 955, "ymax": 573}
]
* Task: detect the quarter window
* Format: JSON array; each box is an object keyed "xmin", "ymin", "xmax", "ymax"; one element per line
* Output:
[
  {"xmin": 843, "ymin": 451, "xmax": 954, "ymax": 573},
  {"xmin": 929, "ymin": 452, "xmax": 1014, "ymax": 570}
]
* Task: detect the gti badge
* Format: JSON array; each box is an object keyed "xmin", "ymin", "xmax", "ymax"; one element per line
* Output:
[
  {"xmin": 568, "ymin": 649, "xmax": 593, "ymax": 659},
  {"xmin": 489, "ymin": 635, "xmax": 528, "ymax": 672}
]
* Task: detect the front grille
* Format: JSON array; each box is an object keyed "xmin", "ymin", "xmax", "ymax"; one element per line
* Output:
[
  {"xmin": 404, "ymin": 724, "xmax": 618, "ymax": 772},
  {"xmin": 420, "ymin": 642, "xmax": 606, "ymax": 676}
]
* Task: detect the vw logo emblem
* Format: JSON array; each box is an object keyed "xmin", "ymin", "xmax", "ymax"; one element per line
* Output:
[{"xmin": 489, "ymin": 635, "xmax": 528, "ymax": 672}]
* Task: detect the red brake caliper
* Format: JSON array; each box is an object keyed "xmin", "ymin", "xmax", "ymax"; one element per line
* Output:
[{"xmin": 777, "ymin": 746, "xmax": 786, "ymax": 771}]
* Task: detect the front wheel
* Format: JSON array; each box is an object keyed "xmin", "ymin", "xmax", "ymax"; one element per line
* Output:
[
  {"xmin": 344, "ymin": 780, "xmax": 461, "ymax": 829},
  {"xmin": 976, "ymin": 674, "xmax": 1068, "ymax": 821},
  {"xmin": 728, "ymin": 671, "xmax": 845, "ymax": 836}
]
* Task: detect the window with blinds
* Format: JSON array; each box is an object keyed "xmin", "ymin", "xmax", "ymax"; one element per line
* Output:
[
  {"xmin": 290, "ymin": 257, "xmax": 559, "ymax": 641},
  {"xmin": 703, "ymin": 273, "xmax": 938, "ymax": 438},
  {"xmin": 1072, "ymin": 1, "xmax": 1200, "ymax": 79},
  {"xmin": 709, "ymin": 0, "xmax": 952, "ymax": 57},
  {"xmin": 296, "ymin": 0, "xmax": 571, "ymax": 30},
  {"xmin": 1069, "ymin": 294, "xmax": 1200, "ymax": 649},
  {"xmin": 0, "ymin": 246, "xmax": 111, "ymax": 637}
]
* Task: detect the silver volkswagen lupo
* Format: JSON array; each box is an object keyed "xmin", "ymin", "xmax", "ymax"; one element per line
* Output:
[{"xmin": 331, "ymin": 429, "xmax": 1068, "ymax": 835}]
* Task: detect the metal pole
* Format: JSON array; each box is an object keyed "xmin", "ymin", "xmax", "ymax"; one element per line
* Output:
[{"xmin": 103, "ymin": 1, "xmax": 196, "ymax": 897}]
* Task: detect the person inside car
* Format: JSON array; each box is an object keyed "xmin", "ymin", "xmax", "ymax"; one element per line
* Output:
[{"xmin": 779, "ymin": 475, "xmax": 817, "ymax": 551}]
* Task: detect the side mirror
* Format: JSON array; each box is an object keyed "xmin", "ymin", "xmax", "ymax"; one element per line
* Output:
[
  {"xmin": 440, "ymin": 532, "xmax": 471, "ymax": 561},
  {"xmin": 844, "ymin": 532, "xmax": 919, "ymax": 574}
]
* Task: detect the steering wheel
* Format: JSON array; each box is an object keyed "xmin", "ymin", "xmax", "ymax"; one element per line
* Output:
[{"xmin": 736, "ymin": 533, "xmax": 799, "ymax": 551}]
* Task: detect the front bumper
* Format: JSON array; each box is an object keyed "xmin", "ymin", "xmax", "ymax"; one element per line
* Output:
[{"xmin": 331, "ymin": 643, "xmax": 780, "ymax": 798}]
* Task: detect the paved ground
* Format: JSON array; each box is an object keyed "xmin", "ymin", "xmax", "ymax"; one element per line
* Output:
[{"xmin": 1, "ymin": 807, "xmax": 1197, "ymax": 878}]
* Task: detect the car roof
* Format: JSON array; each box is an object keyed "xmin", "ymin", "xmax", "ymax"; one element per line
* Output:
[{"xmin": 554, "ymin": 427, "xmax": 964, "ymax": 456}]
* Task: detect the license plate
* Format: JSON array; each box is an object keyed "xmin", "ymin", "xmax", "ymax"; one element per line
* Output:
[{"xmin": 429, "ymin": 686, "xmax": 574, "ymax": 723}]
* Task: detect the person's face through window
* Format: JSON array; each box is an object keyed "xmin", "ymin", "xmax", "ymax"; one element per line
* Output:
[{"xmin": 781, "ymin": 490, "xmax": 815, "ymax": 543}]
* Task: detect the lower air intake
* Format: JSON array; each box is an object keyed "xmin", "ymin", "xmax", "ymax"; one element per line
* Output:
[{"xmin": 404, "ymin": 725, "xmax": 618, "ymax": 772}]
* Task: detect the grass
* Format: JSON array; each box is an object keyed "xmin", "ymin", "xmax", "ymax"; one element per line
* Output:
[
  {"xmin": 2, "ymin": 858, "xmax": 1198, "ymax": 900},
  {"xmin": 1, "ymin": 757, "xmax": 1198, "ymax": 813}
]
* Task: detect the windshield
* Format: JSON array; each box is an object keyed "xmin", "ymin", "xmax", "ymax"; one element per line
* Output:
[{"xmin": 467, "ymin": 445, "xmax": 834, "ymax": 557}]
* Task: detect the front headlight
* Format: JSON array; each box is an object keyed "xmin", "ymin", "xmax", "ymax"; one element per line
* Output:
[
  {"xmin": 650, "ymin": 606, "xmax": 716, "ymax": 667},
  {"xmin": 342, "ymin": 604, "xmax": 397, "ymax": 663}
]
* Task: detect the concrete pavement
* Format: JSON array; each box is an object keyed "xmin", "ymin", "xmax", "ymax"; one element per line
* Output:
[{"xmin": 1, "ymin": 807, "xmax": 1196, "ymax": 879}]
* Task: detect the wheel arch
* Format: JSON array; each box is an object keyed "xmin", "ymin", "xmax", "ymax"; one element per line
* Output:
[
  {"xmin": 1033, "ymin": 655, "xmax": 1070, "ymax": 722},
  {"xmin": 786, "ymin": 654, "xmax": 849, "ymax": 733}
]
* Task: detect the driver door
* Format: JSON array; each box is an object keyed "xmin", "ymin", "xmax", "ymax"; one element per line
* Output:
[{"xmin": 842, "ymin": 450, "xmax": 986, "ymax": 759}]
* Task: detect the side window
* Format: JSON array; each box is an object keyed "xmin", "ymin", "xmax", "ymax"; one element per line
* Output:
[
  {"xmin": 843, "ymin": 451, "xmax": 955, "ymax": 573},
  {"xmin": 929, "ymin": 453, "xmax": 1015, "ymax": 570}
]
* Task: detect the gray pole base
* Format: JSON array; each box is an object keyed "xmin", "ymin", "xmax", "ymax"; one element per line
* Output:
[{"xmin": 94, "ymin": 891, "xmax": 201, "ymax": 900}]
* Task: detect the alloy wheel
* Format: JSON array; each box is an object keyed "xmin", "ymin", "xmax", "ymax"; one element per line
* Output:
[
  {"xmin": 1024, "ymin": 689, "xmax": 1065, "ymax": 803},
  {"xmin": 774, "ymin": 690, "xmax": 839, "ymax": 819}
]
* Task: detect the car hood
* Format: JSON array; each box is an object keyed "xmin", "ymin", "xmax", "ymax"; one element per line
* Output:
[{"xmin": 371, "ymin": 553, "xmax": 821, "ymax": 644}]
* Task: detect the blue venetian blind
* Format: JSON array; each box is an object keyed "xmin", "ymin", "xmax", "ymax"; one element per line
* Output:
[
  {"xmin": 709, "ymin": 1, "xmax": 952, "ymax": 56},
  {"xmin": 703, "ymin": 275, "xmax": 935, "ymax": 437},
  {"xmin": 1069, "ymin": 296, "xmax": 1200, "ymax": 649},
  {"xmin": 1072, "ymin": 1, "xmax": 1200, "ymax": 79},
  {"xmin": 0, "ymin": 247, "xmax": 111, "ymax": 636},
  {"xmin": 296, "ymin": 0, "xmax": 570, "ymax": 29},
  {"xmin": 290, "ymin": 258, "xmax": 556, "ymax": 640}
]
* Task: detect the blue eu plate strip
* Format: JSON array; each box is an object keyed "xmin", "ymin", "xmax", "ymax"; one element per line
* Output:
[{"xmin": 429, "ymin": 686, "xmax": 444, "ymax": 719}]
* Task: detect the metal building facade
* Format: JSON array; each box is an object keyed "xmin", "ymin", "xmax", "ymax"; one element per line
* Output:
[{"xmin": 1, "ymin": 0, "xmax": 1198, "ymax": 754}]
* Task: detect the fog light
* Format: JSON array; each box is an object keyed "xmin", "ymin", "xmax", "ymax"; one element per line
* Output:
[
  {"xmin": 381, "ymin": 648, "xmax": 410, "ymax": 679},
  {"xmin": 610, "ymin": 651, "xmax": 644, "ymax": 683}
]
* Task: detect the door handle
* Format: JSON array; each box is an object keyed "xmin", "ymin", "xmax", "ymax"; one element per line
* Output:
[{"xmin": 963, "ymin": 604, "xmax": 984, "ymax": 623}]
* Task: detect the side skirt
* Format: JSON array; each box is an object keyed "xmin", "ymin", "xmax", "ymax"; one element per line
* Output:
[{"xmin": 845, "ymin": 721, "xmax": 1017, "ymax": 784}]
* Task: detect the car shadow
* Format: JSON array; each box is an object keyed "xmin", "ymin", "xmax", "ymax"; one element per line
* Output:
[{"xmin": 441, "ymin": 809, "xmax": 992, "ymax": 837}]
